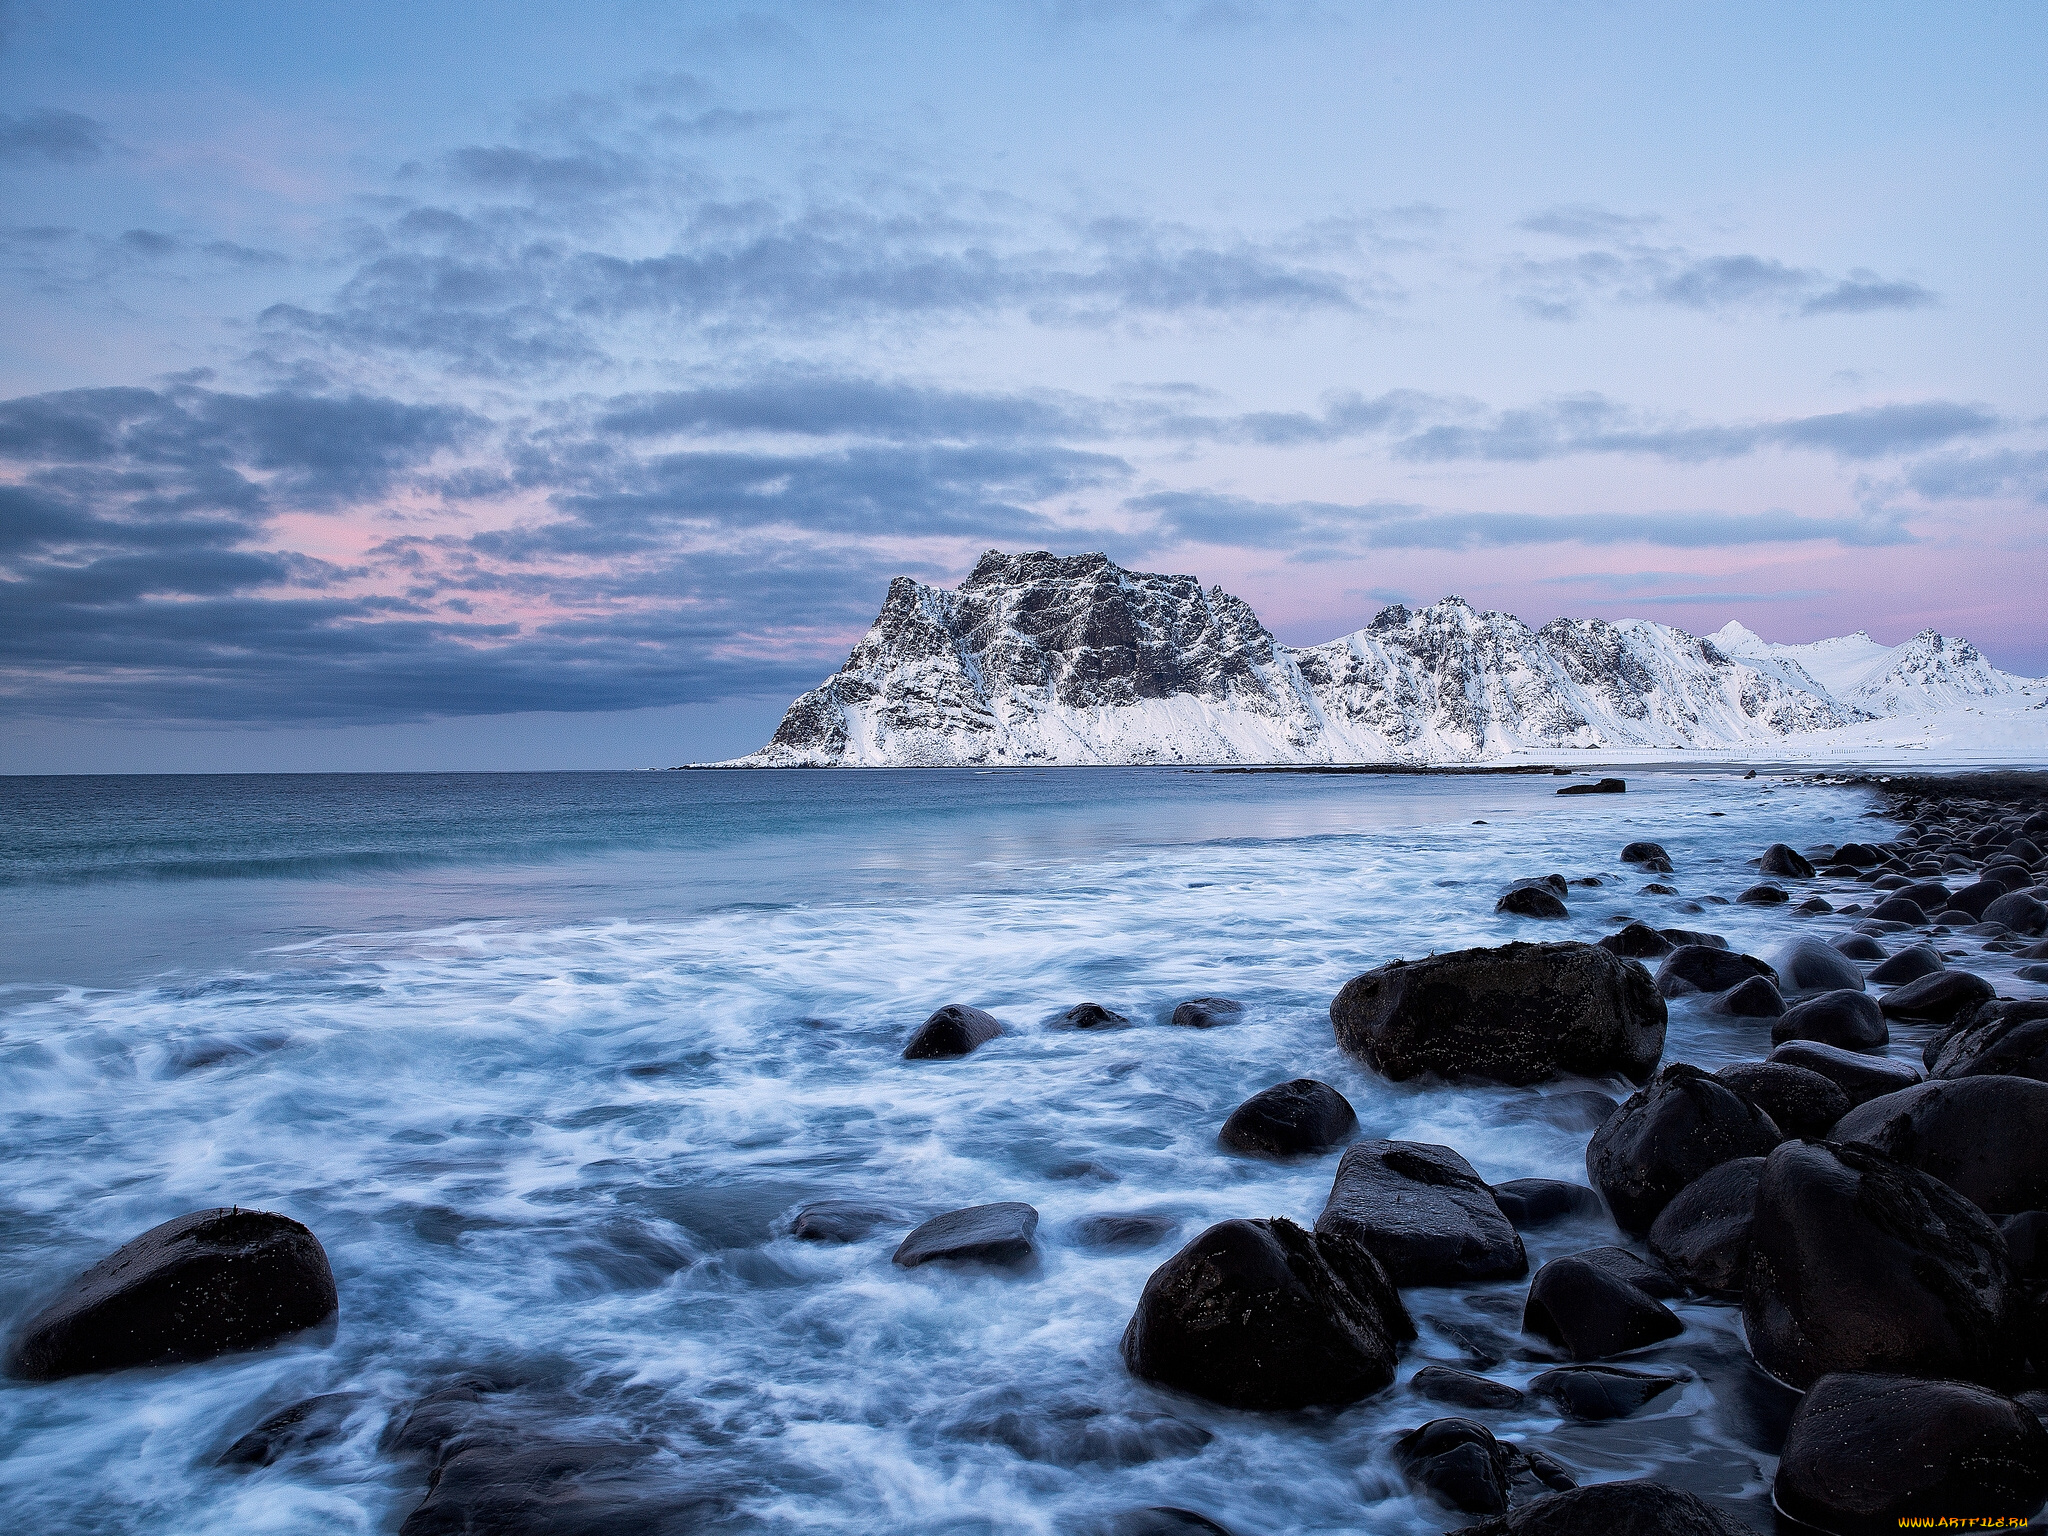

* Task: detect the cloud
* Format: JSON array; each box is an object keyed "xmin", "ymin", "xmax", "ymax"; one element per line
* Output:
[
  {"xmin": 0, "ymin": 108, "xmax": 108, "ymax": 164},
  {"xmin": 1517, "ymin": 205, "xmax": 1662, "ymax": 241},
  {"xmin": 1901, "ymin": 447, "xmax": 2048, "ymax": 503}
]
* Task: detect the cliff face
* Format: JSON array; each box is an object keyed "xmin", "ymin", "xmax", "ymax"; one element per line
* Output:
[{"xmin": 736, "ymin": 550, "xmax": 1874, "ymax": 766}]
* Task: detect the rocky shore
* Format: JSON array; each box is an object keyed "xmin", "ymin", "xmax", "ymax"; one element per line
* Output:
[{"xmin": 7, "ymin": 771, "xmax": 2048, "ymax": 1533}]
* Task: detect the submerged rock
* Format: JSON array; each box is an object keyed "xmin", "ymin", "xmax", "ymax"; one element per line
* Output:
[
  {"xmin": 892, "ymin": 1203, "xmax": 1039, "ymax": 1268},
  {"xmin": 1330, "ymin": 941, "xmax": 1666, "ymax": 1086},
  {"xmin": 219, "ymin": 1391, "xmax": 369, "ymax": 1468},
  {"xmin": 1315, "ymin": 1140, "xmax": 1526, "ymax": 1285},
  {"xmin": 1393, "ymin": 1416, "xmax": 1512, "ymax": 1515},
  {"xmin": 789, "ymin": 1201, "xmax": 909, "ymax": 1243},
  {"xmin": 1758, "ymin": 843, "xmax": 1816, "ymax": 878},
  {"xmin": 1620, "ymin": 841, "xmax": 1670, "ymax": 865},
  {"xmin": 1586, "ymin": 1064, "xmax": 1781, "ymax": 1234},
  {"xmin": 1409, "ymin": 1364, "xmax": 1524, "ymax": 1410},
  {"xmin": 7, "ymin": 1208, "xmax": 337, "ymax": 1381},
  {"xmin": 1169, "ymin": 997, "xmax": 1243, "ymax": 1029},
  {"xmin": 1526, "ymin": 1364, "xmax": 1683, "ymax": 1420},
  {"xmin": 902, "ymin": 1004, "xmax": 1003, "ymax": 1059},
  {"xmin": 1216, "ymin": 1079, "xmax": 1357, "ymax": 1158},
  {"xmin": 1048, "ymin": 1003, "xmax": 1129, "ymax": 1029},
  {"xmin": 1598, "ymin": 921, "xmax": 1674, "ymax": 959}
]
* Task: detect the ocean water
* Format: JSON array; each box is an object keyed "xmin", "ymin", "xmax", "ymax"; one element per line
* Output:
[{"xmin": 0, "ymin": 767, "xmax": 1929, "ymax": 1533}]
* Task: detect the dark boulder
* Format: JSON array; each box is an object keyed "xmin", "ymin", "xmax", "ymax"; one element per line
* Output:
[
  {"xmin": 1647, "ymin": 1157, "xmax": 1764, "ymax": 1297},
  {"xmin": 1497, "ymin": 885, "xmax": 1566, "ymax": 918},
  {"xmin": 1170, "ymin": 997, "xmax": 1243, "ymax": 1028},
  {"xmin": 1655, "ymin": 945, "xmax": 1774, "ymax": 998},
  {"xmin": 1048, "ymin": 1003, "xmax": 1129, "ymax": 1029},
  {"xmin": 1759, "ymin": 843, "xmax": 1815, "ymax": 878},
  {"xmin": 1522, "ymin": 1252, "xmax": 1682, "ymax": 1359},
  {"xmin": 1105, "ymin": 1512, "xmax": 1233, "ymax": 1536},
  {"xmin": 1573, "ymin": 1244, "xmax": 1684, "ymax": 1297},
  {"xmin": 1878, "ymin": 969, "xmax": 1997, "ymax": 1026},
  {"xmin": 1770, "ymin": 937, "xmax": 1864, "ymax": 993},
  {"xmin": 219, "ymin": 1391, "xmax": 368, "ymax": 1467},
  {"xmin": 1216, "ymin": 1079, "xmax": 1357, "ymax": 1158},
  {"xmin": 1835, "ymin": 843, "xmax": 1885, "ymax": 866},
  {"xmin": 1714, "ymin": 1062, "xmax": 1849, "ymax": 1138},
  {"xmin": 1985, "ymin": 891, "xmax": 2048, "ymax": 935},
  {"xmin": 1598, "ymin": 922, "xmax": 1673, "ymax": 959},
  {"xmin": 1948, "ymin": 879, "xmax": 2009, "ymax": 919},
  {"xmin": 1867, "ymin": 897, "xmax": 1929, "ymax": 924},
  {"xmin": 1661, "ymin": 927, "xmax": 1728, "ymax": 949},
  {"xmin": 1119, "ymin": 1217, "xmax": 1411, "ymax": 1410},
  {"xmin": 1393, "ymin": 1417, "xmax": 1511, "ymax": 1515},
  {"xmin": 7, "ymin": 1208, "xmax": 337, "ymax": 1381},
  {"xmin": 1315, "ymin": 1140, "xmax": 1526, "ymax": 1285},
  {"xmin": 1771, "ymin": 989, "xmax": 1888, "ymax": 1051},
  {"xmin": 2011, "ymin": 836, "xmax": 2045, "ymax": 863},
  {"xmin": 1453, "ymin": 1481, "xmax": 1759, "ymax": 1536},
  {"xmin": 1927, "ymin": 1000, "xmax": 2048, "ymax": 1082},
  {"xmin": 1768, "ymin": 1039, "xmax": 1924, "ymax": 1105},
  {"xmin": 1556, "ymin": 778, "xmax": 1625, "ymax": 795},
  {"xmin": 892, "ymin": 1203, "xmax": 1039, "ymax": 1268},
  {"xmin": 1527, "ymin": 1364, "xmax": 1683, "ymax": 1420},
  {"xmin": 1736, "ymin": 884, "xmax": 1790, "ymax": 905},
  {"xmin": 1586, "ymin": 1064, "xmax": 1782, "ymax": 1234},
  {"xmin": 1329, "ymin": 941, "xmax": 1666, "ymax": 1087},
  {"xmin": 1070, "ymin": 1213, "xmax": 1182, "ymax": 1252},
  {"xmin": 789, "ymin": 1201, "xmax": 909, "ymax": 1243},
  {"xmin": 1743, "ymin": 1140, "xmax": 2012, "ymax": 1389},
  {"xmin": 1774, "ymin": 1372, "xmax": 2048, "ymax": 1536},
  {"xmin": 903, "ymin": 1004, "xmax": 1003, "ymax": 1059},
  {"xmin": 1868, "ymin": 944, "xmax": 1944, "ymax": 984},
  {"xmin": 1410, "ymin": 1365, "xmax": 1524, "ymax": 1410},
  {"xmin": 397, "ymin": 1439, "xmax": 686, "ymax": 1536},
  {"xmin": 1830, "ymin": 933, "xmax": 1888, "ymax": 961},
  {"xmin": 1897, "ymin": 880, "xmax": 1953, "ymax": 913},
  {"xmin": 1489, "ymin": 1178, "xmax": 1603, "ymax": 1230},
  {"xmin": 2005, "ymin": 1211, "xmax": 2048, "ymax": 1278},
  {"xmin": 1832, "ymin": 1076, "xmax": 2048, "ymax": 1214},
  {"xmin": 1620, "ymin": 841, "xmax": 1670, "ymax": 865},
  {"xmin": 1712, "ymin": 976, "xmax": 1783, "ymax": 1018}
]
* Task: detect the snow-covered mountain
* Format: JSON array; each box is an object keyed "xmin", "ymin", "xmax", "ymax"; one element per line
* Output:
[
  {"xmin": 1712, "ymin": 621, "xmax": 2036, "ymax": 715},
  {"xmin": 728, "ymin": 551, "xmax": 1883, "ymax": 766}
]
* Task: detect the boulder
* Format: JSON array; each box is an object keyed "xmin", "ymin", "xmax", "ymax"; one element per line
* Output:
[
  {"xmin": 1452, "ymin": 1481, "xmax": 1759, "ymax": 1536},
  {"xmin": 1586, "ymin": 1064, "xmax": 1782, "ymax": 1234},
  {"xmin": 1771, "ymin": 989, "xmax": 1889, "ymax": 1051},
  {"xmin": 892, "ymin": 1203, "xmax": 1038, "ymax": 1268},
  {"xmin": 1947, "ymin": 879, "xmax": 2009, "ymax": 919},
  {"xmin": 1830, "ymin": 933, "xmax": 1888, "ymax": 961},
  {"xmin": 1105, "ymin": 1512, "xmax": 1233, "ymax": 1536},
  {"xmin": 1498, "ymin": 885, "xmax": 1568, "ymax": 919},
  {"xmin": 1048, "ymin": 1003, "xmax": 1129, "ymax": 1029},
  {"xmin": 1712, "ymin": 976, "xmax": 1783, "ymax": 1018},
  {"xmin": 903, "ymin": 1004, "xmax": 1003, "ymax": 1059},
  {"xmin": 1329, "ymin": 941, "xmax": 1666, "ymax": 1087},
  {"xmin": 1868, "ymin": 944, "xmax": 1944, "ymax": 984},
  {"xmin": 1647, "ymin": 1157, "xmax": 1765, "ymax": 1297},
  {"xmin": 1598, "ymin": 922, "xmax": 1673, "ymax": 959},
  {"xmin": 1759, "ymin": 843, "xmax": 1816, "ymax": 878},
  {"xmin": 1661, "ymin": 927, "xmax": 1728, "ymax": 949},
  {"xmin": 1522, "ymin": 1252, "xmax": 1682, "ymax": 1359},
  {"xmin": 1985, "ymin": 892, "xmax": 2048, "ymax": 935},
  {"xmin": 1556, "ymin": 778, "xmax": 1625, "ymax": 795},
  {"xmin": 1835, "ymin": 843, "xmax": 1885, "ymax": 867},
  {"xmin": 1743, "ymin": 1140, "xmax": 2012, "ymax": 1389},
  {"xmin": 789, "ymin": 1201, "xmax": 909, "ymax": 1243},
  {"xmin": 1831, "ymin": 1076, "xmax": 2048, "ymax": 1214},
  {"xmin": 1489, "ymin": 1178, "xmax": 1603, "ymax": 1230},
  {"xmin": 7, "ymin": 1208, "xmax": 337, "ymax": 1381},
  {"xmin": 1867, "ymin": 897, "xmax": 1929, "ymax": 924},
  {"xmin": 1736, "ymin": 885, "xmax": 1790, "ymax": 905},
  {"xmin": 1409, "ymin": 1365, "xmax": 1524, "ymax": 1410},
  {"xmin": 219, "ymin": 1391, "xmax": 368, "ymax": 1468},
  {"xmin": 397, "ymin": 1439, "xmax": 686, "ymax": 1536},
  {"xmin": 1767, "ymin": 1040, "xmax": 1924, "ymax": 1106},
  {"xmin": 1774, "ymin": 1372, "xmax": 2048, "ymax": 1536},
  {"xmin": 1216, "ymin": 1079, "xmax": 1357, "ymax": 1158},
  {"xmin": 1070, "ymin": 1213, "xmax": 1182, "ymax": 1252},
  {"xmin": 1393, "ymin": 1417, "xmax": 1512, "ymax": 1515},
  {"xmin": 1169, "ymin": 997, "xmax": 1243, "ymax": 1029},
  {"xmin": 2004, "ymin": 1211, "xmax": 2048, "ymax": 1278},
  {"xmin": 1315, "ymin": 1140, "xmax": 1526, "ymax": 1285},
  {"xmin": 1878, "ymin": 969, "xmax": 1997, "ymax": 1026},
  {"xmin": 1527, "ymin": 1364, "xmax": 1683, "ymax": 1420},
  {"xmin": 1620, "ymin": 842, "xmax": 1670, "ymax": 865},
  {"xmin": 1119, "ymin": 1217, "xmax": 1412, "ymax": 1410},
  {"xmin": 1897, "ymin": 880, "xmax": 1953, "ymax": 913},
  {"xmin": 1655, "ymin": 946, "xmax": 1774, "ymax": 998},
  {"xmin": 1927, "ymin": 1000, "xmax": 2048, "ymax": 1082},
  {"xmin": 1714, "ymin": 1062, "xmax": 1849, "ymax": 1138},
  {"xmin": 1771, "ymin": 937, "xmax": 1864, "ymax": 993}
]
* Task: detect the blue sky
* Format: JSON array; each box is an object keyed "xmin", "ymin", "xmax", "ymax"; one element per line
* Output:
[{"xmin": 3, "ymin": 0, "xmax": 2044, "ymax": 770}]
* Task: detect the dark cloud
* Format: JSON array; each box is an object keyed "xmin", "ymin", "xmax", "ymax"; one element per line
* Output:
[
  {"xmin": 1517, "ymin": 205, "xmax": 1662, "ymax": 240},
  {"xmin": 1902, "ymin": 447, "xmax": 2048, "ymax": 503},
  {"xmin": 596, "ymin": 379, "xmax": 1102, "ymax": 442},
  {"xmin": 0, "ymin": 108, "xmax": 108, "ymax": 164},
  {"xmin": 1802, "ymin": 273, "xmax": 1939, "ymax": 315}
]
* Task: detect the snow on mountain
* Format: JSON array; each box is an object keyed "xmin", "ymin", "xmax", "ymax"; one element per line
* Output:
[
  {"xmin": 730, "ymin": 551, "xmax": 1868, "ymax": 766},
  {"xmin": 1712, "ymin": 621, "xmax": 2037, "ymax": 715}
]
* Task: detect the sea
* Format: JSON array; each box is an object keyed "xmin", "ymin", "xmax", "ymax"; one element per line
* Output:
[{"xmin": 0, "ymin": 766, "xmax": 1909, "ymax": 1534}]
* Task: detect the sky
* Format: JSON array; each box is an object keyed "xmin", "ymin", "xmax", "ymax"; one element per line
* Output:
[{"xmin": 2, "ymin": 0, "xmax": 2044, "ymax": 771}]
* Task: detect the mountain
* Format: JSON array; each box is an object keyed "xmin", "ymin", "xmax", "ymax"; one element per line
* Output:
[
  {"xmin": 1712, "ymin": 621, "xmax": 2036, "ymax": 715},
  {"xmin": 729, "ymin": 550, "xmax": 1873, "ymax": 766}
]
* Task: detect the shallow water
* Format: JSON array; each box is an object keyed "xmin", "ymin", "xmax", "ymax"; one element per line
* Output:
[{"xmin": 0, "ymin": 765, "xmax": 1993, "ymax": 1534}]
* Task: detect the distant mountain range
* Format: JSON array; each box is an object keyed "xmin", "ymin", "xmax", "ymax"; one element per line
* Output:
[{"xmin": 727, "ymin": 551, "xmax": 2044, "ymax": 766}]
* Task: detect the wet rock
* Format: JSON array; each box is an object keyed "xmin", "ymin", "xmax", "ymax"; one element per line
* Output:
[
  {"xmin": 1927, "ymin": 1000, "xmax": 2048, "ymax": 1082},
  {"xmin": 1453, "ymin": 1480, "xmax": 1759, "ymax": 1535},
  {"xmin": 1878, "ymin": 969, "xmax": 1997, "ymax": 1026},
  {"xmin": 892, "ymin": 1202, "xmax": 1039, "ymax": 1268},
  {"xmin": 902, "ymin": 1004, "xmax": 1003, "ymax": 1060},
  {"xmin": 1743, "ymin": 1140, "xmax": 2012, "ymax": 1389},
  {"xmin": 1048, "ymin": 1003, "xmax": 1129, "ymax": 1029},
  {"xmin": 1948, "ymin": 879, "xmax": 2010, "ymax": 919},
  {"xmin": 1985, "ymin": 892, "xmax": 2048, "ymax": 935},
  {"xmin": 397, "ymin": 1439, "xmax": 687, "ymax": 1536},
  {"xmin": 1767, "ymin": 1040, "xmax": 1924, "ymax": 1105},
  {"xmin": 1527, "ymin": 1364, "xmax": 1684, "ymax": 1420},
  {"xmin": 1660, "ymin": 927, "xmax": 1728, "ymax": 949},
  {"xmin": 6, "ymin": 1208, "xmax": 338, "ymax": 1381},
  {"xmin": 1648, "ymin": 1157, "xmax": 1765, "ymax": 1296},
  {"xmin": 1835, "ymin": 843, "xmax": 1885, "ymax": 867},
  {"xmin": 1770, "ymin": 937, "xmax": 1864, "ymax": 993},
  {"xmin": 219, "ymin": 1391, "xmax": 369, "ymax": 1467},
  {"xmin": 1897, "ymin": 880, "xmax": 1953, "ymax": 913},
  {"xmin": 1514, "ymin": 1447, "xmax": 1578, "ymax": 1493},
  {"xmin": 1497, "ymin": 885, "xmax": 1568, "ymax": 919},
  {"xmin": 1316, "ymin": 1140, "xmax": 1527, "ymax": 1285},
  {"xmin": 1712, "ymin": 975, "xmax": 1783, "ymax": 1018},
  {"xmin": 1170, "ymin": 997, "xmax": 1243, "ymax": 1029},
  {"xmin": 1655, "ymin": 945, "xmax": 1775, "ymax": 998},
  {"xmin": 1867, "ymin": 896, "xmax": 1929, "ymax": 924},
  {"xmin": 389, "ymin": 1377, "xmax": 496, "ymax": 1459},
  {"xmin": 1868, "ymin": 944, "xmax": 1944, "ymax": 984},
  {"xmin": 1598, "ymin": 921, "xmax": 1674, "ymax": 959},
  {"xmin": 1393, "ymin": 1416, "xmax": 1511, "ymax": 1515},
  {"xmin": 1620, "ymin": 841, "xmax": 1670, "ymax": 865},
  {"xmin": 1714, "ymin": 1062, "xmax": 1849, "ymax": 1138},
  {"xmin": 1329, "ymin": 941, "xmax": 1666, "ymax": 1087},
  {"xmin": 1216, "ymin": 1078, "xmax": 1357, "ymax": 1158},
  {"xmin": 1070, "ymin": 1213, "xmax": 1182, "ymax": 1252},
  {"xmin": 1832, "ymin": 1076, "xmax": 2048, "ymax": 1214},
  {"xmin": 1796, "ymin": 896, "xmax": 1835, "ymax": 914},
  {"xmin": 946, "ymin": 1389, "xmax": 1211, "ymax": 1468},
  {"xmin": 1105, "ymin": 1511, "xmax": 1234, "ymax": 1536},
  {"xmin": 1120, "ymin": 1217, "xmax": 1412, "ymax": 1410},
  {"xmin": 1522, "ymin": 1252, "xmax": 1683, "ymax": 1359},
  {"xmin": 1737, "ymin": 885, "xmax": 1791, "ymax": 905},
  {"xmin": 1759, "ymin": 843, "xmax": 1816, "ymax": 878},
  {"xmin": 2004, "ymin": 1211, "xmax": 2048, "ymax": 1278},
  {"xmin": 1774, "ymin": 1372, "xmax": 2048, "ymax": 1536},
  {"xmin": 1410, "ymin": 1364, "xmax": 1524, "ymax": 1410},
  {"xmin": 1489, "ymin": 1178, "xmax": 1603, "ymax": 1230},
  {"xmin": 1771, "ymin": 989, "xmax": 1889, "ymax": 1051},
  {"xmin": 1556, "ymin": 778, "xmax": 1625, "ymax": 795},
  {"xmin": 1586, "ymin": 1064, "xmax": 1782, "ymax": 1234},
  {"xmin": 1640, "ymin": 882, "xmax": 1677, "ymax": 895},
  {"xmin": 789, "ymin": 1201, "xmax": 908, "ymax": 1243},
  {"xmin": 1830, "ymin": 933, "xmax": 1889, "ymax": 961}
]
